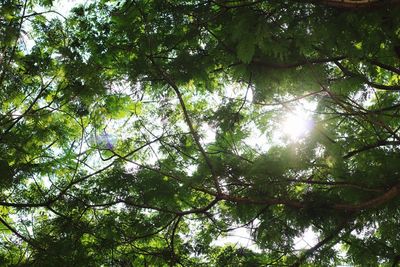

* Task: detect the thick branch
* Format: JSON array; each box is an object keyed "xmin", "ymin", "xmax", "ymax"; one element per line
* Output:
[
  {"xmin": 219, "ymin": 182, "xmax": 400, "ymax": 212},
  {"xmin": 333, "ymin": 183, "xmax": 400, "ymax": 212},
  {"xmin": 368, "ymin": 59, "xmax": 400, "ymax": 75},
  {"xmin": 314, "ymin": 0, "xmax": 400, "ymax": 8}
]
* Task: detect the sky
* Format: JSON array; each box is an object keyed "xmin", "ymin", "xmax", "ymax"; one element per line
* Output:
[{"xmin": 52, "ymin": 0, "xmax": 88, "ymax": 15}]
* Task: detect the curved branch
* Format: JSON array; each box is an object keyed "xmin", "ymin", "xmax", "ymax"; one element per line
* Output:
[
  {"xmin": 314, "ymin": 0, "xmax": 400, "ymax": 8},
  {"xmin": 334, "ymin": 60, "xmax": 400, "ymax": 91},
  {"xmin": 283, "ymin": 178, "xmax": 384, "ymax": 192},
  {"xmin": 219, "ymin": 182, "xmax": 400, "ymax": 212},
  {"xmin": 148, "ymin": 56, "xmax": 222, "ymax": 194},
  {"xmin": 333, "ymin": 183, "xmax": 400, "ymax": 212},
  {"xmin": 344, "ymin": 140, "xmax": 400, "ymax": 158},
  {"xmin": 169, "ymin": 216, "xmax": 182, "ymax": 266}
]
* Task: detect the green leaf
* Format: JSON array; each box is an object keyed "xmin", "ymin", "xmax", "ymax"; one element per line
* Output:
[{"xmin": 237, "ymin": 36, "xmax": 255, "ymax": 64}]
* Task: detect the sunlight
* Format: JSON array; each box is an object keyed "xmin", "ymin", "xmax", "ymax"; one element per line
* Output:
[
  {"xmin": 276, "ymin": 103, "xmax": 315, "ymax": 142},
  {"xmin": 282, "ymin": 112, "xmax": 313, "ymax": 140}
]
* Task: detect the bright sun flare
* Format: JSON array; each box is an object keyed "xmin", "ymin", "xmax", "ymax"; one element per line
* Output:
[{"xmin": 279, "ymin": 106, "xmax": 314, "ymax": 141}]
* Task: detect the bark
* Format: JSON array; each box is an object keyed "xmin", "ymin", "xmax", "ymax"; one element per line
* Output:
[{"xmin": 314, "ymin": 0, "xmax": 400, "ymax": 8}]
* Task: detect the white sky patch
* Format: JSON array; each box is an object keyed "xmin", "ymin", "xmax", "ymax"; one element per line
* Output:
[
  {"xmin": 185, "ymin": 164, "xmax": 197, "ymax": 176},
  {"xmin": 212, "ymin": 225, "xmax": 320, "ymax": 253},
  {"xmin": 50, "ymin": 0, "xmax": 89, "ymax": 17},
  {"xmin": 244, "ymin": 122, "xmax": 271, "ymax": 152},
  {"xmin": 294, "ymin": 227, "xmax": 319, "ymax": 250},
  {"xmin": 351, "ymin": 86, "xmax": 375, "ymax": 108},
  {"xmin": 224, "ymin": 82, "xmax": 253, "ymax": 102},
  {"xmin": 200, "ymin": 123, "xmax": 216, "ymax": 145},
  {"xmin": 211, "ymin": 227, "xmax": 260, "ymax": 252}
]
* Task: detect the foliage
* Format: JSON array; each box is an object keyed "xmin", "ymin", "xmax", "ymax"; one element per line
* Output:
[{"xmin": 0, "ymin": 0, "xmax": 400, "ymax": 266}]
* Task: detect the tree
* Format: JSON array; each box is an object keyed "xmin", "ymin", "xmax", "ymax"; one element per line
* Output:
[{"xmin": 0, "ymin": 0, "xmax": 400, "ymax": 266}]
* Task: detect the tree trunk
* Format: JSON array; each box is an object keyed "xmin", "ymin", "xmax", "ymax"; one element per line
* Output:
[{"xmin": 316, "ymin": 0, "xmax": 400, "ymax": 8}]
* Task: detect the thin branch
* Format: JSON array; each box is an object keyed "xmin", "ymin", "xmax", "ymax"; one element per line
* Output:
[
  {"xmin": 22, "ymin": 10, "xmax": 67, "ymax": 20},
  {"xmin": 344, "ymin": 140, "xmax": 400, "ymax": 159},
  {"xmin": 148, "ymin": 56, "xmax": 222, "ymax": 194},
  {"xmin": 252, "ymin": 56, "xmax": 346, "ymax": 69},
  {"xmin": 0, "ymin": 216, "xmax": 44, "ymax": 251},
  {"xmin": 121, "ymin": 197, "xmax": 220, "ymax": 216},
  {"xmin": 283, "ymin": 178, "xmax": 384, "ymax": 193},
  {"xmin": 290, "ymin": 222, "xmax": 347, "ymax": 267},
  {"xmin": 334, "ymin": 60, "xmax": 400, "ymax": 91},
  {"xmin": 1, "ymin": 75, "xmax": 56, "ymax": 138},
  {"xmin": 0, "ymin": 0, "xmax": 28, "ymax": 86}
]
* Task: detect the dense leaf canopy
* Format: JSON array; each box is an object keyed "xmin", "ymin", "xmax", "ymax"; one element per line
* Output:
[{"xmin": 1, "ymin": 0, "xmax": 400, "ymax": 266}]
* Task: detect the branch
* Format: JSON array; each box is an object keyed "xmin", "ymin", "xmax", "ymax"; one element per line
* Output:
[
  {"xmin": 368, "ymin": 59, "xmax": 400, "ymax": 75},
  {"xmin": 218, "ymin": 181, "xmax": 400, "ymax": 213},
  {"xmin": 1, "ymin": 76, "xmax": 56, "ymax": 138},
  {"xmin": 211, "ymin": 0, "xmax": 264, "ymax": 9},
  {"xmin": 0, "ymin": 216, "xmax": 44, "ymax": 251},
  {"xmin": 22, "ymin": 10, "xmax": 67, "ymax": 20},
  {"xmin": 0, "ymin": 201, "xmax": 50, "ymax": 208},
  {"xmin": 291, "ymin": 220, "xmax": 350, "ymax": 267},
  {"xmin": 53, "ymin": 135, "xmax": 165, "ymax": 202},
  {"xmin": 283, "ymin": 178, "xmax": 384, "ymax": 193},
  {"xmin": 109, "ymin": 152, "xmax": 217, "ymax": 196},
  {"xmin": 148, "ymin": 56, "xmax": 222, "ymax": 194},
  {"xmin": 333, "ymin": 183, "xmax": 400, "ymax": 212},
  {"xmin": 169, "ymin": 216, "xmax": 182, "ymax": 266},
  {"xmin": 121, "ymin": 197, "xmax": 220, "ymax": 216},
  {"xmin": 334, "ymin": 60, "xmax": 400, "ymax": 91},
  {"xmin": 252, "ymin": 56, "xmax": 346, "ymax": 69},
  {"xmin": 320, "ymin": 83, "xmax": 400, "ymax": 141},
  {"xmin": 344, "ymin": 140, "xmax": 400, "ymax": 159},
  {"xmin": 254, "ymin": 89, "xmax": 324, "ymax": 106},
  {"xmin": 314, "ymin": 0, "xmax": 400, "ymax": 9}
]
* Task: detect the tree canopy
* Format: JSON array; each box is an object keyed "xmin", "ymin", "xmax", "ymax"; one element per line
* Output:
[{"xmin": 1, "ymin": 0, "xmax": 400, "ymax": 266}]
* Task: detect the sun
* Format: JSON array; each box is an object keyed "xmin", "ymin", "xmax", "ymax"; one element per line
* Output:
[
  {"xmin": 278, "ymin": 104, "xmax": 315, "ymax": 141},
  {"xmin": 282, "ymin": 113, "xmax": 313, "ymax": 140}
]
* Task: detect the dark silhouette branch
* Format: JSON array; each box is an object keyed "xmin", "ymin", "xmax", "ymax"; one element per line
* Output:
[
  {"xmin": 335, "ymin": 60, "xmax": 400, "ymax": 91},
  {"xmin": 368, "ymin": 59, "xmax": 400, "ymax": 75},
  {"xmin": 291, "ymin": 223, "xmax": 346, "ymax": 267},
  {"xmin": 344, "ymin": 140, "xmax": 400, "ymax": 158},
  {"xmin": 0, "ymin": 216, "xmax": 44, "ymax": 251},
  {"xmin": 313, "ymin": 0, "xmax": 400, "ymax": 8}
]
